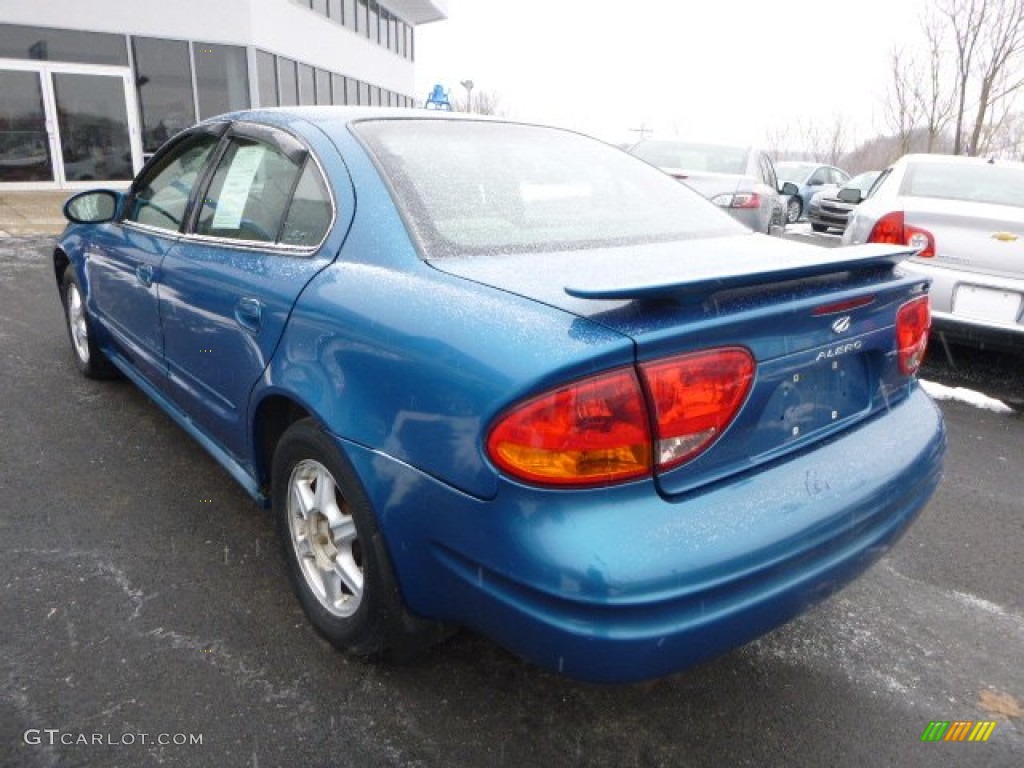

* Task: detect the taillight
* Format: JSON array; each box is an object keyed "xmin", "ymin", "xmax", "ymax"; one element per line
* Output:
[
  {"xmin": 867, "ymin": 211, "xmax": 936, "ymax": 257},
  {"xmin": 896, "ymin": 296, "xmax": 931, "ymax": 375},
  {"xmin": 639, "ymin": 348, "xmax": 755, "ymax": 471},
  {"xmin": 711, "ymin": 192, "xmax": 761, "ymax": 209},
  {"xmin": 486, "ymin": 369, "xmax": 652, "ymax": 487},
  {"xmin": 487, "ymin": 348, "xmax": 756, "ymax": 488}
]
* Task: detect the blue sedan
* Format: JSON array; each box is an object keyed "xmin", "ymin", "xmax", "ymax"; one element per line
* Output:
[{"xmin": 55, "ymin": 108, "xmax": 944, "ymax": 683}]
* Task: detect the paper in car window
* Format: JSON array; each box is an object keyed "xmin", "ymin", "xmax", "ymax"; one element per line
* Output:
[{"xmin": 212, "ymin": 145, "xmax": 265, "ymax": 230}]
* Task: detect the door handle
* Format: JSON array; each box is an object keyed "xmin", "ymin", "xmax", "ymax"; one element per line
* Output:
[
  {"xmin": 135, "ymin": 264, "xmax": 154, "ymax": 287},
  {"xmin": 234, "ymin": 297, "xmax": 263, "ymax": 333}
]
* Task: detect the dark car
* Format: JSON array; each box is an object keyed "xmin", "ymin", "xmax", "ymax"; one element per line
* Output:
[
  {"xmin": 808, "ymin": 171, "xmax": 882, "ymax": 233},
  {"xmin": 55, "ymin": 108, "xmax": 944, "ymax": 683}
]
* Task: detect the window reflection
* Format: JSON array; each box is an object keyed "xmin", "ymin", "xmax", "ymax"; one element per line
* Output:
[
  {"xmin": 132, "ymin": 37, "xmax": 196, "ymax": 154},
  {"xmin": 52, "ymin": 73, "xmax": 134, "ymax": 181},
  {"xmin": 194, "ymin": 43, "xmax": 250, "ymax": 120},
  {"xmin": 0, "ymin": 70, "xmax": 53, "ymax": 182}
]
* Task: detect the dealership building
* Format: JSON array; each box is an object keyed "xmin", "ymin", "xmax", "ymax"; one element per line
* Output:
[{"xmin": 0, "ymin": 0, "xmax": 447, "ymax": 189}]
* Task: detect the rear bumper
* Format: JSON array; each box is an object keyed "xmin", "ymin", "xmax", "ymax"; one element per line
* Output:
[
  {"xmin": 341, "ymin": 386, "xmax": 945, "ymax": 682},
  {"xmin": 901, "ymin": 260, "xmax": 1024, "ymax": 351}
]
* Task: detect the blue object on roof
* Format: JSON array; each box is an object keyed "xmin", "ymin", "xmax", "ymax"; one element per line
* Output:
[{"xmin": 424, "ymin": 83, "xmax": 452, "ymax": 110}]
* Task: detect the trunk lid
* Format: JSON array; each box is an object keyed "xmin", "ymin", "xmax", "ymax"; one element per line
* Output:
[
  {"xmin": 432, "ymin": 233, "xmax": 925, "ymax": 496},
  {"xmin": 905, "ymin": 198, "xmax": 1024, "ymax": 278}
]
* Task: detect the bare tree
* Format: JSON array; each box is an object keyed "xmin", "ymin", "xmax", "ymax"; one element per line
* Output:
[
  {"xmin": 966, "ymin": 0, "xmax": 1024, "ymax": 154},
  {"xmin": 885, "ymin": 47, "xmax": 923, "ymax": 154},
  {"xmin": 454, "ymin": 89, "xmax": 504, "ymax": 116},
  {"xmin": 937, "ymin": 0, "xmax": 988, "ymax": 154},
  {"xmin": 917, "ymin": 10, "xmax": 957, "ymax": 151}
]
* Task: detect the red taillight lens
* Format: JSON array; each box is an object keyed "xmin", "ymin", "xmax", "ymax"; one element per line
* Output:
[
  {"xmin": 729, "ymin": 192, "xmax": 761, "ymax": 209},
  {"xmin": 487, "ymin": 348, "xmax": 758, "ymax": 487},
  {"xmin": 486, "ymin": 369, "xmax": 652, "ymax": 487},
  {"xmin": 867, "ymin": 211, "xmax": 936, "ymax": 257},
  {"xmin": 896, "ymin": 295, "xmax": 931, "ymax": 375},
  {"xmin": 639, "ymin": 348, "xmax": 755, "ymax": 471}
]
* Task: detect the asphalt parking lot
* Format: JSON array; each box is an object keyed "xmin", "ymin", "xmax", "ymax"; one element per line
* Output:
[{"xmin": 2, "ymin": 232, "xmax": 1022, "ymax": 767}]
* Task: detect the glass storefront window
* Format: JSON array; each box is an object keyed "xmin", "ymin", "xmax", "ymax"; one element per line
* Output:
[
  {"xmin": 0, "ymin": 70, "xmax": 53, "ymax": 183},
  {"xmin": 357, "ymin": 80, "xmax": 369, "ymax": 106},
  {"xmin": 328, "ymin": 0, "xmax": 343, "ymax": 23},
  {"xmin": 312, "ymin": 0, "xmax": 328, "ymax": 15},
  {"xmin": 344, "ymin": 0, "xmax": 358, "ymax": 30},
  {"xmin": 256, "ymin": 50, "xmax": 279, "ymax": 107},
  {"xmin": 368, "ymin": 1, "xmax": 380, "ymax": 43},
  {"xmin": 331, "ymin": 74, "xmax": 345, "ymax": 105},
  {"xmin": 298, "ymin": 63, "xmax": 315, "ymax": 106},
  {"xmin": 315, "ymin": 69, "xmax": 331, "ymax": 105},
  {"xmin": 346, "ymin": 77, "xmax": 358, "ymax": 105},
  {"xmin": 132, "ymin": 37, "xmax": 196, "ymax": 154},
  {"xmin": 52, "ymin": 72, "xmax": 134, "ymax": 181},
  {"xmin": 0, "ymin": 24, "xmax": 128, "ymax": 67},
  {"xmin": 194, "ymin": 43, "xmax": 250, "ymax": 120},
  {"xmin": 279, "ymin": 58, "xmax": 298, "ymax": 106}
]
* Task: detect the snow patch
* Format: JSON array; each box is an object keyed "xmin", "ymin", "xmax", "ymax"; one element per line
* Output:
[{"xmin": 920, "ymin": 379, "xmax": 1014, "ymax": 414}]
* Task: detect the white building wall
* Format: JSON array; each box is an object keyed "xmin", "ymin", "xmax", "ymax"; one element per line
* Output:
[
  {"xmin": 250, "ymin": 0, "xmax": 414, "ymax": 96},
  {"xmin": 0, "ymin": 0, "xmax": 426, "ymax": 95},
  {"xmin": 0, "ymin": 0, "xmax": 254, "ymax": 45}
]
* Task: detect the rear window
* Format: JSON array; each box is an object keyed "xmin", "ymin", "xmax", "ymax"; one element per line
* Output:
[
  {"xmin": 900, "ymin": 161, "xmax": 1024, "ymax": 208},
  {"xmin": 631, "ymin": 140, "xmax": 748, "ymax": 175},
  {"xmin": 354, "ymin": 120, "xmax": 743, "ymax": 258}
]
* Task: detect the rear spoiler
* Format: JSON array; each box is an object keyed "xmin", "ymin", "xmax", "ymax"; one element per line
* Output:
[{"xmin": 564, "ymin": 243, "xmax": 917, "ymax": 302}]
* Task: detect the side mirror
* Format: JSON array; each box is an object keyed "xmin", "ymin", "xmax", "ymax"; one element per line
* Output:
[
  {"xmin": 63, "ymin": 190, "xmax": 120, "ymax": 224},
  {"xmin": 780, "ymin": 181, "xmax": 799, "ymax": 196},
  {"xmin": 837, "ymin": 187, "xmax": 864, "ymax": 204}
]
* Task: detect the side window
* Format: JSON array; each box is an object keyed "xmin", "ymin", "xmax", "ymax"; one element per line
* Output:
[
  {"xmin": 125, "ymin": 133, "xmax": 221, "ymax": 231},
  {"xmin": 830, "ymin": 168, "xmax": 849, "ymax": 185},
  {"xmin": 280, "ymin": 160, "xmax": 333, "ymax": 247},
  {"xmin": 808, "ymin": 168, "xmax": 828, "ymax": 185},
  {"xmin": 195, "ymin": 136, "xmax": 303, "ymax": 243}
]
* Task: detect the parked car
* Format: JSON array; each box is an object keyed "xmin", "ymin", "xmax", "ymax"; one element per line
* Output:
[
  {"xmin": 56, "ymin": 109, "xmax": 944, "ymax": 683},
  {"xmin": 807, "ymin": 170, "xmax": 882, "ymax": 233},
  {"xmin": 629, "ymin": 139, "xmax": 796, "ymax": 235},
  {"xmin": 776, "ymin": 161, "xmax": 851, "ymax": 224},
  {"xmin": 844, "ymin": 153, "xmax": 1024, "ymax": 352}
]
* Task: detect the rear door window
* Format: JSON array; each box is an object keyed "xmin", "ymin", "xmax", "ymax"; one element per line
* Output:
[{"xmin": 195, "ymin": 136, "xmax": 303, "ymax": 243}]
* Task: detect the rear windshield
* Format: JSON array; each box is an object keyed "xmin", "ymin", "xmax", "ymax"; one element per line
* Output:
[
  {"xmin": 900, "ymin": 161, "xmax": 1024, "ymax": 208},
  {"xmin": 631, "ymin": 140, "xmax": 748, "ymax": 175},
  {"xmin": 354, "ymin": 120, "xmax": 743, "ymax": 258}
]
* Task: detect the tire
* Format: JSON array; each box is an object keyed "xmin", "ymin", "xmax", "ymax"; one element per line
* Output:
[
  {"xmin": 786, "ymin": 197, "xmax": 803, "ymax": 224},
  {"xmin": 811, "ymin": 222, "xmax": 828, "ymax": 233},
  {"xmin": 60, "ymin": 270, "xmax": 118, "ymax": 379},
  {"xmin": 272, "ymin": 418, "xmax": 444, "ymax": 658}
]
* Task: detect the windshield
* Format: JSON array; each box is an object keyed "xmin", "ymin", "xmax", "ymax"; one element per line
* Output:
[
  {"xmin": 899, "ymin": 161, "xmax": 1024, "ymax": 208},
  {"xmin": 775, "ymin": 162, "xmax": 817, "ymax": 183},
  {"xmin": 356, "ymin": 120, "xmax": 744, "ymax": 258},
  {"xmin": 630, "ymin": 140, "xmax": 748, "ymax": 175}
]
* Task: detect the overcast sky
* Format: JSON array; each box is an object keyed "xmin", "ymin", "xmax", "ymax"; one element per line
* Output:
[{"xmin": 415, "ymin": 0, "xmax": 927, "ymax": 148}]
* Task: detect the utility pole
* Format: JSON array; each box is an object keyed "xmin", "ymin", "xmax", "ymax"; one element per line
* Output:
[{"xmin": 460, "ymin": 79, "xmax": 474, "ymax": 113}]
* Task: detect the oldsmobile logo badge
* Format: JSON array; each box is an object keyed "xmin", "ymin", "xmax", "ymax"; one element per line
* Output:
[
  {"xmin": 991, "ymin": 231, "xmax": 1019, "ymax": 242},
  {"xmin": 831, "ymin": 315, "xmax": 852, "ymax": 334}
]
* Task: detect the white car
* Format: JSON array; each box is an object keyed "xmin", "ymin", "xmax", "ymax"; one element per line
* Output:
[{"xmin": 843, "ymin": 154, "xmax": 1024, "ymax": 351}]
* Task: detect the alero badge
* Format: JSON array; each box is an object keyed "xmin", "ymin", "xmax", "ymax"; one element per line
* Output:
[{"xmin": 831, "ymin": 315, "xmax": 852, "ymax": 334}]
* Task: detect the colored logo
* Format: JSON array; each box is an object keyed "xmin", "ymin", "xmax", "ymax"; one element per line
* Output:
[{"xmin": 921, "ymin": 721, "xmax": 997, "ymax": 742}]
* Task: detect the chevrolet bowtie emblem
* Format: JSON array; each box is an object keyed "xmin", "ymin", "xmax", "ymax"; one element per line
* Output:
[{"xmin": 991, "ymin": 231, "xmax": 1019, "ymax": 242}]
